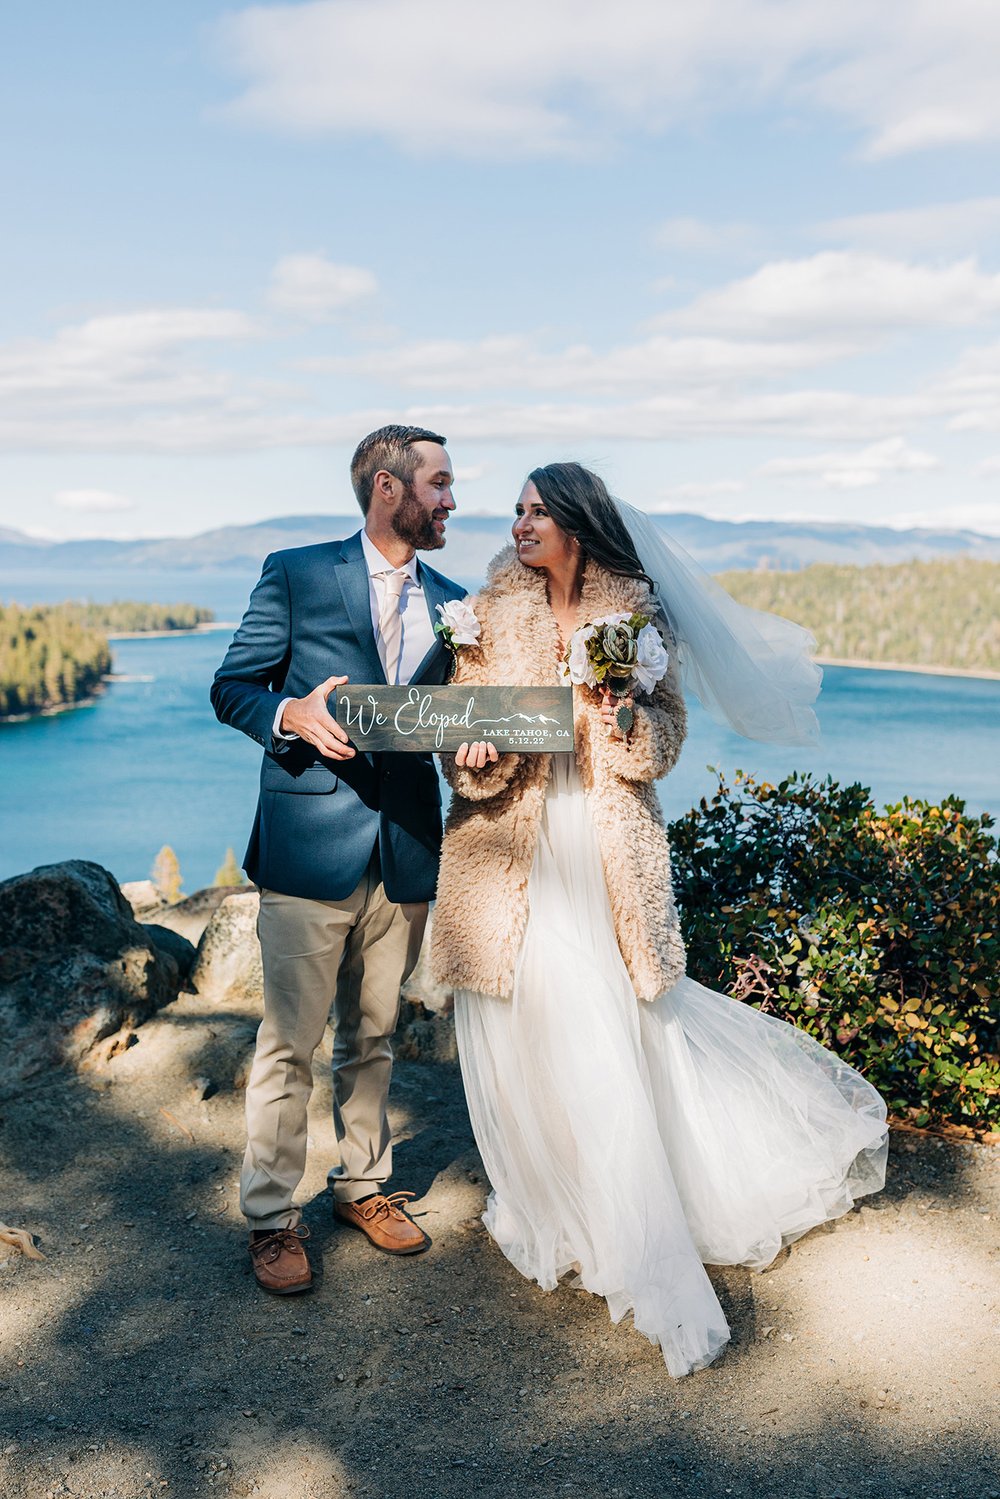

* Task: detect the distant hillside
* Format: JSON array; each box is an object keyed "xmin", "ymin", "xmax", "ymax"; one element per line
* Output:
[
  {"xmin": 720, "ymin": 559, "xmax": 1000, "ymax": 675},
  {"xmin": 2, "ymin": 511, "xmax": 999, "ymax": 582}
]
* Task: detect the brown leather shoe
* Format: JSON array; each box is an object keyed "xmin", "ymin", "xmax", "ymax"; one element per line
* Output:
[
  {"xmin": 248, "ymin": 1225, "xmax": 313, "ymax": 1294},
  {"xmin": 333, "ymin": 1192, "xmax": 431, "ymax": 1255}
]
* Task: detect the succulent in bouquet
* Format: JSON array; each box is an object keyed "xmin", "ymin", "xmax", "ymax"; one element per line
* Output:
[{"xmin": 560, "ymin": 611, "xmax": 670, "ymax": 738}]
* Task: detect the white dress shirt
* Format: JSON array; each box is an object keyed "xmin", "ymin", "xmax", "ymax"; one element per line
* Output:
[
  {"xmin": 272, "ymin": 530, "xmax": 437, "ymax": 741},
  {"xmin": 358, "ymin": 530, "xmax": 436, "ymax": 685}
]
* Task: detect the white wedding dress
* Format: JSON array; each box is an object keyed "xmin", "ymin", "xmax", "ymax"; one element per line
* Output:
[{"xmin": 454, "ymin": 756, "xmax": 888, "ymax": 1377}]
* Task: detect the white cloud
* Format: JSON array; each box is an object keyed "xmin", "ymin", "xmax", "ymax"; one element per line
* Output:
[
  {"xmin": 50, "ymin": 309, "xmax": 255, "ymax": 361},
  {"xmin": 0, "ymin": 288, "xmax": 992, "ymax": 464},
  {"xmin": 305, "ymin": 330, "xmax": 856, "ymax": 393},
  {"xmin": 268, "ymin": 253, "xmax": 377, "ymax": 319},
  {"xmin": 816, "ymin": 198, "xmax": 1000, "ymax": 256},
  {"xmin": 453, "ymin": 464, "xmax": 487, "ymax": 482},
  {"xmin": 974, "ymin": 456, "xmax": 1000, "ymax": 477},
  {"xmin": 928, "ymin": 340, "xmax": 1000, "ymax": 431},
  {"xmin": 882, "ymin": 503, "xmax": 1000, "ymax": 536},
  {"xmin": 0, "ymin": 388, "xmax": 937, "ymax": 453},
  {"xmin": 0, "ymin": 308, "xmax": 258, "ymax": 407},
  {"xmin": 660, "ymin": 253, "xmax": 1000, "ymax": 337},
  {"xmin": 654, "ymin": 218, "xmax": 759, "ymax": 256},
  {"xmin": 214, "ymin": 1, "xmax": 1000, "ymax": 160},
  {"xmin": 659, "ymin": 480, "xmax": 745, "ymax": 501},
  {"xmin": 760, "ymin": 437, "xmax": 940, "ymax": 489},
  {"xmin": 807, "ymin": 6, "xmax": 1000, "ymax": 159},
  {"xmin": 216, "ymin": 0, "xmax": 596, "ymax": 156},
  {"xmin": 334, "ymin": 392, "xmax": 938, "ymax": 445},
  {"xmin": 54, "ymin": 488, "xmax": 134, "ymax": 513}
]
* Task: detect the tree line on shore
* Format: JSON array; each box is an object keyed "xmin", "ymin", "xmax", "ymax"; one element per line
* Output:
[
  {"xmin": 68, "ymin": 600, "xmax": 214, "ymax": 633},
  {"xmin": 0, "ymin": 603, "xmax": 112, "ymax": 718},
  {"xmin": 720, "ymin": 558, "xmax": 1000, "ymax": 673},
  {"xmin": 0, "ymin": 600, "xmax": 216, "ymax": 718}
]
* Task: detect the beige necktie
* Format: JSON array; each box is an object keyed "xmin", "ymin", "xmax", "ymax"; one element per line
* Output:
[{"xmin": 377, "ymin": 568, "xmax": 408, "ymax": 684}]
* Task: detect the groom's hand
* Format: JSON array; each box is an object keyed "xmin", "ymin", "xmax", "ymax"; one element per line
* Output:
[
  {"xmin": 279, "ymin": 675, "xmax": 356, "ymax": 760},
  {"xmin": 455, "ymin": 740, "xmax": 499, "ymax": 770}
]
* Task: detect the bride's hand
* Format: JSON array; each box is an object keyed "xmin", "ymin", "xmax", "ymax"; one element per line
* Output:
[
  {"xmin": 456, "ymin": 740, "xmax": 499, "ymax": 770},
  {"xmin": 600, "ymin": 688, "xmax": 633, "ymax": 735}
]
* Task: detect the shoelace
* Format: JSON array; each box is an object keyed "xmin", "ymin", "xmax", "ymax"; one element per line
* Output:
[
  {"xmin": 249, "ymin": 1224, "xmax": 310, "ymax": 1264},
  {"xmin": 357, "ymin": 1191, "xmax": 415, "ymax": 1222}
]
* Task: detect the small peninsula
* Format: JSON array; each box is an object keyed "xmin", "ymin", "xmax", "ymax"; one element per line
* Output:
[
  {"xmin": 0, "ymin": 600, "xmax": 216, "ymax": 721},
  {"xmin": 70, "ymin": 600, "xmax": 215, "ymax": 635}
]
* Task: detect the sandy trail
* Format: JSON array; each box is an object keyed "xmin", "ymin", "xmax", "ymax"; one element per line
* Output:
[{"xmin": 1, "ymin": 1025, "xmax": 997, "ymax": 1499}]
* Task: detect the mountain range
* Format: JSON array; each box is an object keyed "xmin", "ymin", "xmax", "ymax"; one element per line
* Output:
[{"xmin": 2, "ymin": 512, "xmax": 999, "ymax": 582}]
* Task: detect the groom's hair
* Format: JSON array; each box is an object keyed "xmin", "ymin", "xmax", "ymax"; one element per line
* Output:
[{"xmin": 351, "ymin": 424, "xmax": 448, "ymax": 514}]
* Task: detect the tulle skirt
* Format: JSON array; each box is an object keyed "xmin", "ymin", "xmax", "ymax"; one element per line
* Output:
[{"xmin": 454, "ymin": 756, "xmax": 888, "ymax": 1377}]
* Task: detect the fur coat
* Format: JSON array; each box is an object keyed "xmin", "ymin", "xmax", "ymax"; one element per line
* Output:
[{"xmin": 430, "ymin": 546, "xmax": 688, "ymax": 1002}]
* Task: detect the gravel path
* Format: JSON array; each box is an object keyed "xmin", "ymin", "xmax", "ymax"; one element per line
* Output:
[{"xmin": 1, "ymin": 1030, "xmax": 998, "ymax": 1499}]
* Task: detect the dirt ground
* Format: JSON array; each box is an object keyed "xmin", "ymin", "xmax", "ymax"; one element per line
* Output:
[{"xmin": 1, "ymin": 1021, "xmax": 998, "ymax": 1499}]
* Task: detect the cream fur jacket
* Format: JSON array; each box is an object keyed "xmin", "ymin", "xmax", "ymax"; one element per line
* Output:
[{"xmin": 430, "ymin": 546, "xmax": 688, "ymax": 1002}]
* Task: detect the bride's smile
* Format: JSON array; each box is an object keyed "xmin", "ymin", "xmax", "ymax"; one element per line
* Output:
[{"xmin": 512, "ymin": 482, "xmax": 578, "ymax": 572}]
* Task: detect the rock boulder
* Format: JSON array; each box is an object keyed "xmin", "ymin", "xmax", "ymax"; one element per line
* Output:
[
  {"xmin": 142, "ymin": 923, "xmax": 197, "ymax": 982},
  {"xmin": 190, "ymin": 891, "xmax": 263, "ymax": 1005},
  {"xmin": 119, "ymin": 879, "xmax": 166, "ymax": 923},
  {"xmin": 148, "ymin": 884, "xmax": 242, "ymax": 945},
  {"xmin": 0, "ymin": 860, "xmax": 182, "ymax": 1090}
]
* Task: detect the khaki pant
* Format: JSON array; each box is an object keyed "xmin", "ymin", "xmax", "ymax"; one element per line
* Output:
[{"xmin": 241, "ymin": 850, "xmax": 427, "ymax": 1230}]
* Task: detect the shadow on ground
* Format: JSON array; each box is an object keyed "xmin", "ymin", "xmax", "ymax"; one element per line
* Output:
[{"xmin": 1, "ymin": 1045, "xmax": 997, "ymax": 1499}]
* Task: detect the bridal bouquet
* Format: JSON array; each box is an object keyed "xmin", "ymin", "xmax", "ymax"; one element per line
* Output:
[{"xmin": 560, "ymin": 611, "xmax": 669, "ymax": 734}]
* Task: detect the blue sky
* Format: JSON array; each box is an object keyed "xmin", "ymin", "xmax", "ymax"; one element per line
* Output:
[{"xmin": 3, "ymin": 0, "xmax": 1000, "ymax": 539}]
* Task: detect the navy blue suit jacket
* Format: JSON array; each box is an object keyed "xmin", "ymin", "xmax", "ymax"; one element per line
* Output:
[{"xmin": 211, "ymin": 532, "xmax": 465, "ymax": 903}]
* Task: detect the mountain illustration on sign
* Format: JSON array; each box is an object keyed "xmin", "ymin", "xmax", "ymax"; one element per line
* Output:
[{"xmin": 468, "ymin": 712, "xmax": 561, "ymax": 726}]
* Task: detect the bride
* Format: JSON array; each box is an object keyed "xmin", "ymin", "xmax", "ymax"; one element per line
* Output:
[{"xmin": 430, "ymin": 461, "xmax": 888, "ymax": 1378}]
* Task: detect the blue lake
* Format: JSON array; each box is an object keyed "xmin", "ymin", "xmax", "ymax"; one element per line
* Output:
[{"xmin": 1, "ymin": 616, "xmax": 998, "ymax": 892}]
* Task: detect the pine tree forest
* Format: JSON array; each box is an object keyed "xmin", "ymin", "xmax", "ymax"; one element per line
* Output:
[
  {"xmin": 718, "ymin": 559, "xmax": 1000, "ymax": 674},
  {"xmin": 0, "ymin": 603, "xmax": 112, "ymax": 718},
  {"xmin": 70, "ymin": 601, "xmax": 214, "ymax": 633}
]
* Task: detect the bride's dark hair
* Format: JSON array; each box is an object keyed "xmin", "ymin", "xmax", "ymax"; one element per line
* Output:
[{"xmin": 526, "ymin": 462, "xmax": 654, "ymax": 590}]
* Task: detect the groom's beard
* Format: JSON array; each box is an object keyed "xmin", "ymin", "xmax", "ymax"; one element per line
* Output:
[{"xmin": 391, "ymin": 484, "xmax": 446, "ymax": 552}]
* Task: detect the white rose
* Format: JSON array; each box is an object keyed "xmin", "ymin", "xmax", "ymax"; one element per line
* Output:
[
  {"xmin": 634, "ymin": 622, "xmax": 669, "ymax": 693},
  {"xmin": 565, "ymin": 623, "xmax": 599, "ymax": 687},
  {"xmin": 436, "ymin": 597, "xmax": 481, "ymax": 646},
  {"xmin": 590, "ymin": 611, "xmax": 631, "ymax": 629}
]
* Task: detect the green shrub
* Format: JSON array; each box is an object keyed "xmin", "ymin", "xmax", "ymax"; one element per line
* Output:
[{"xmin": 667, "ymin": 771, "xmax": 1000, "ymax": 1130}]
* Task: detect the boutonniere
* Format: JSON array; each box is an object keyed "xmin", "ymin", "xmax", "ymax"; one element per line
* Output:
[
  {"xmin": 559, "ymin": 611, "xmax": 669, "ymax": 737},
  {"xmin": 435, "ymin": 598, "xmax": 482, "ymax": 672}
]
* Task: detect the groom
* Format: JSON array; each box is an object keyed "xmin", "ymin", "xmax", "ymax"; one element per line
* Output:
[{"xmin": 211, "ymin": 424, "xmax": 464, "ymax": 1294}]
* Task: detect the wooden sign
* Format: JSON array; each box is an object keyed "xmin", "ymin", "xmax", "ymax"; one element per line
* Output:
[{"xmin": 335, "ymin": 684, "xmax": 575, "ymax": 753}]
